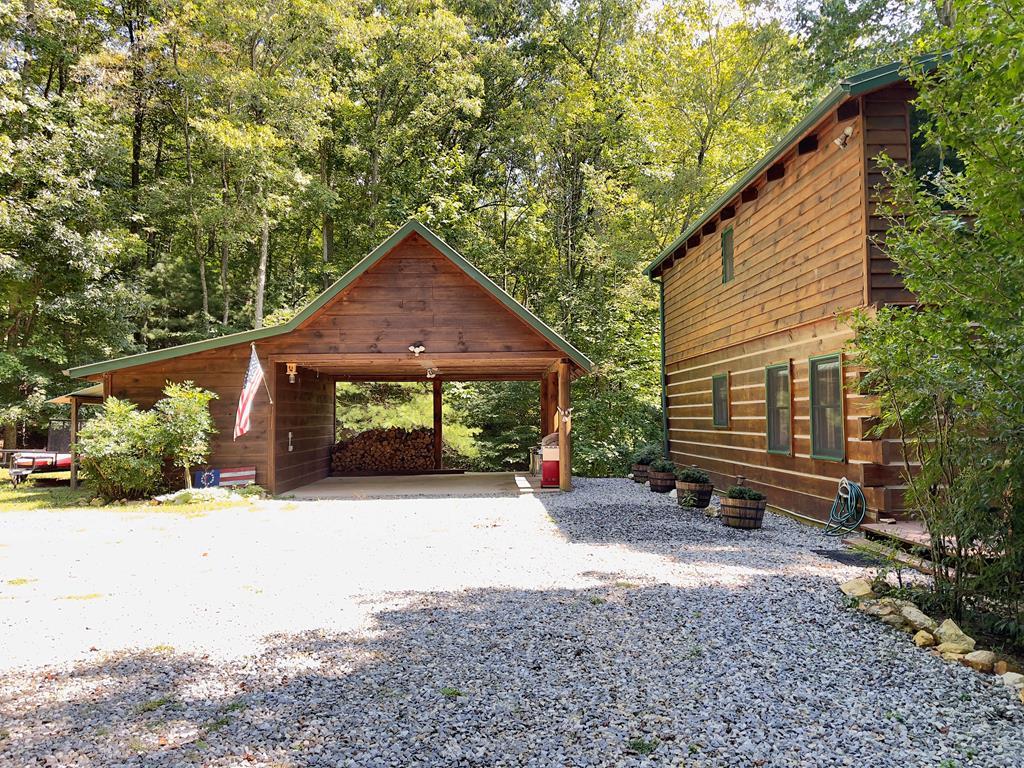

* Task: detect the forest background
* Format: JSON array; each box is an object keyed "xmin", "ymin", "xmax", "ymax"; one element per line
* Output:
[{"xmin": 1, "ymin": 0, "xmax": 945, "ymax": 474}]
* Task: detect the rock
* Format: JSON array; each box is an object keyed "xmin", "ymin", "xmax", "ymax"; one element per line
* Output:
[
  {"xmin": 1000, "ymin": 672, "xmax": 1024, "ymax": 690},
  {"xmin": 880, "ymin": 614, "xmax": 912, "ymax": 632},
  {"xmin": 994, "ymin": 660, "xmax": 1021, "ymax": 675},
  {"xmin": 840, "ymin": 578, "xmax": 876, "ymax": 599},
  {"xmin": 937, "ymin": 641, "xmax": 975, "ymax": 655},
  {"xmin": 962, "ymin": 650, "xmax": 996, "ymax": 673},
  {"xmin": 933, "ymin": 619, "xmax": 975, "ymax": 653},
  {"xmin": 913, "ymin": 630, "xmax": 935, "ymax": 648},
  {"xmin": 859, "ymin": 600, "xmax": 896, "ymax": 618},
  {"xmin": 899, "ymin": 605, "xmax": 937, "ymax": 632},
  {"xmin": 941, "ymin": 652, "xmax": 966, "ymax": 662}
]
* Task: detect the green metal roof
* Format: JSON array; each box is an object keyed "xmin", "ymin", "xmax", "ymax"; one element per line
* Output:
[
  {"xmin": 645, "ymin": 54, "xmax": 947, "ymax": 277},
  {"xmin": 67, "ymin": 219, "xmax": 593, "ymax": 378}
]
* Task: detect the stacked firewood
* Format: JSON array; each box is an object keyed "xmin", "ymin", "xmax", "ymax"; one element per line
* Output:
[{"xmin": 331, "ymin": 427, "xmax": 434, "ymax": 474}]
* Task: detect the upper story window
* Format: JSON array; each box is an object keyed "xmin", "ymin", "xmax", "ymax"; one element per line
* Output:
[
  {"xmin": 809, "ymin": 354, "xmax": 845, "ymax": 461},
  {"xmin": 721, "ymin": 226, "xmax": 734, "ymax": 283},
  {"xmin": 765, "ymin": 363, "xmax": 791, "ymax": 454},
  {"xmin": 712, "ymin": 373, "xmax": 730, "ymax": 428},
  {"xmin": 910, "ymin": 104, "xmax": 964, "ymax": 183}
]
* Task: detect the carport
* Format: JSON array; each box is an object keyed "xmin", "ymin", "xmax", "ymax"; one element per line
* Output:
[{"xmin": 65, "ymin": 220, "xmax": 592, "ymax": 493}]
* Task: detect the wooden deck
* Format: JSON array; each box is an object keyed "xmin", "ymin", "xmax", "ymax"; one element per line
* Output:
[{"xmin": 861, "ymin": 520, "xmax": 931, "ymax": 549}]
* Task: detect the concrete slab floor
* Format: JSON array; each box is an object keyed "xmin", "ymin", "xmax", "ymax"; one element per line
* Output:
[{"xmin": 281, "ymin": 471, "xmax": 556, "ymax": 499}]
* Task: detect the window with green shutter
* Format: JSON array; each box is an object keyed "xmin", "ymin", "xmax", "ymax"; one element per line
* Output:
[
  {"xmin": 712, "ymin": 373, "xmax": 729, "ymax": 428},
  {"xmin": 809, "ymin": 354, "xmax": 845, "ymax": 461},
  {"xmin": 721, "ymin": 226, "xmax": 734, "ymax": 283},
  {"xmin": 765, "ymin": 363, "xmax": 791, "ymax": 454}
]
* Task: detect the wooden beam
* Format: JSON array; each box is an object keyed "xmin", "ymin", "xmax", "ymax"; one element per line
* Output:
[
  {"xmin": 540, "ymin": 375, "xmax": 549, "ymax": 439},
  {"xmin": 70, "ymin": 397, "xmax": 79, "ymax": 490},
  {"xmin": 544, "ymin": 370, "xmax": 558, "ymax": 435},
  {"xmin": 557, "ymin": 360, "xmax": 571, "ymax": 491},
  {"xmin": 433, "ymin": 378, "xmax": 442, "ymax": 470}
]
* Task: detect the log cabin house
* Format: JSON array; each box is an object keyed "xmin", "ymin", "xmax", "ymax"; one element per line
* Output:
[
  {"xmin": 645, "ymin": 58, "xmax": 945, "ymax": 524},
  {"xmin": 65, "ymin": 220, "xmax": 591, "ymax": 494}
]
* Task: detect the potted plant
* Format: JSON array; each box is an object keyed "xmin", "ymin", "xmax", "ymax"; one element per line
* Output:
[
  {"xmin": 630, "ymin": 444, "xmax": 661, "ymax": 483},
  {"xmin": 647, "ymin": 458, "xmax": 676, "ymax": 493},
  {"xmin": 674, "ymin": 466, "xmax": 713, "ymax": 509},
  {"xmin": 720, "ymin": 485, "xmax": 767, "ymax": 530}
]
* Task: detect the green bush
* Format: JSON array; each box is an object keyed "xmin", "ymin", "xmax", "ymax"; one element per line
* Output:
[
  {"xmin": 155, "ymin": 382, "xmax": 217, "ymax": 488},
  {"xmin": 632, "ymin": 443, "xmax": 662, "ymax": 466},
  {"xmin": 675, "ymin": 466, "xmax": 709, "ymax": 484},
  {"xmin": 76, "ymin": 398, "xmax": 165, "ymax": 500},
  {"xmin": 648, "ymin": 458, "xmax": 675, "ymax": 473},
  {"xmin": 726, "ymin": 485, "xmax": 765, "ymax": 501}
]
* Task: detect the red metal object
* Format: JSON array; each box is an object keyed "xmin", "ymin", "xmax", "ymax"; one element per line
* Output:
[{"xmin": 542, "ymin": 459, "xmax": 559, "ymax": 488}]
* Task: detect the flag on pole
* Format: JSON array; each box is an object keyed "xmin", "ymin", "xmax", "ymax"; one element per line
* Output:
[{"xmin": 234, "ymin": 345, "xmax": 268, "ymax": 440}]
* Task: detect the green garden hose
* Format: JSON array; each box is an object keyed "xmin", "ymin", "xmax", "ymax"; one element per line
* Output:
[{"xmin": 824, "ymin": 477, "xmax": 866, "ymax": 536}]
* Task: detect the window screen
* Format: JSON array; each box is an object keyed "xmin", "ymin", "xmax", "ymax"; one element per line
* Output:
[
  {"xmin": 721, "ymin": 226, "xmax": 734, "ymax": 283},
  {"xmin": 766, "ymin": 364, "xmax": 791, "ymax": 454},
  {"xmin": 712, "ymin": 373, "xmax": 729, "ymax": 427},
  {"xmin": 810, "ymin": 354, "xmax": 844, "ymax": 460}
]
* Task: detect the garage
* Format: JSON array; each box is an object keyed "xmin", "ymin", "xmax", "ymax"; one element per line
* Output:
[{"xmin": 65, "ymin": 220, "xmax": 591, "ymax": 494}]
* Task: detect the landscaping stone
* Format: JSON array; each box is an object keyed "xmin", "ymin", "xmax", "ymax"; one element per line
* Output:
[
  {"xmin": 840, "ymin": 577, "xmax": 876, "ymax": 599},
  {"xmin": 934, "ymin": 619, "xmax": 976, "ymax": 653},
  {"xmin": 963, "ymin": 650, "xmax": 996, "ymax": 673},
  {"xmin": 913, "ymin": 630, "xmax": 936, "ymax": 648},
  {"xmin": 941, "ymin": 651, "xmax": 967, "ymax": 662},
  {"xmin": 900, "ymin": 605, "xmax": 937, "ymax": 632},
  {"xmin": 1001, "ymin": 672, "xmax": 1024, "ymax": 691}
]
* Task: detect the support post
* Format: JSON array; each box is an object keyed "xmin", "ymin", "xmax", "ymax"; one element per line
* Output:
[
  {"xmin": 70, "ymin": 397, "xmax": 79, "ymax": 490},
  {"xmin": 432, "ymin": 378, "xmax": 442, "ymax": 470},
  {"xmin": 544, "ymin": 370, "xmax": 558, "ymax": 435},
  {"xmin": 540, "ymin": 376, "xmax": 550, "ymax": 438},
  {"xmin": 557, "ymin": 360, "xmax": 571, "ymax": 491}
]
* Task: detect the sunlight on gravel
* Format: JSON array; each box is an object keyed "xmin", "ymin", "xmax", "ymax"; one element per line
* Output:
[{"xmin": 1, "ymin": 478, "xmax": 1021, "ymax": 767}]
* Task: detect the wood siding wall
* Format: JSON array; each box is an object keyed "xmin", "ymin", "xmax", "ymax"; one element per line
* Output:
[
  {"xmin": 664, "ymin": 115, "xmax": 867, "ymax": 363},
  {"xmin": 863, "ymin": 84, "xmax": 916, "ymax": 305},
  {"xmin": 273, "ymin": 364, "xmax": 335, "ymax": 493},
  {"xmin": 661, "ymin": 102, "xmax": 910, "ymax": 522}
]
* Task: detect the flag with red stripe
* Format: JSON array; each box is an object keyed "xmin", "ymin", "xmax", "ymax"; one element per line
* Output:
[{"xmin": 234, "ymin": 346, "xmax": 266, "ymax": 440}]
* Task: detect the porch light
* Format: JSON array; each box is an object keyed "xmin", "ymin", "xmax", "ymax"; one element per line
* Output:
[
  {"xmin": 833, "ymin": 125, "xmax": 854, "ymax": 149},
  {"xmin": 426, "ymin": 368, "xmax": 438, "ymax": 379},
  {"xmin": 286, "ymin": 362, "xmax": 298, "ymax": 383},
  {"xmin": 409, "ymin": 343, "xmax": 426, "ymax": 356}
]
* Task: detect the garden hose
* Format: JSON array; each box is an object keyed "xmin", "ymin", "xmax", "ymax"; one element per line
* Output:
[{"xmin": 824, "ymin": 477, "xmax": 866, "ymax": 536}]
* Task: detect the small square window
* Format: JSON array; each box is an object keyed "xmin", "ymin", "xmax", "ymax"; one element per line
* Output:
[
  {"xmin": 712, "ymin": 373, "xmax": 729, "ymax": 428},
  {"xmin": 721, "ymin": 227, "xmax": 734, "ymax": 283},
  {"xmin": 809, "ymin": 354, "xmax": 845, "ymax": 461},
  {"xmin": 765, "ymin": 363, "xmax": 791, "ymax": 454}
]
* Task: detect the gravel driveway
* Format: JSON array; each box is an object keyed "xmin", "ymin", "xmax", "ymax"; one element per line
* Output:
[{"xmin": 1, "ymin": 479, "xmax": 1021, "ymax": 767}]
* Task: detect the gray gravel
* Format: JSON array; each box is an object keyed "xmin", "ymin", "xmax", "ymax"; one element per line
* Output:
[{"xmin": 1, "ymin": 477, "xmax": 1021, "ymax": 767}]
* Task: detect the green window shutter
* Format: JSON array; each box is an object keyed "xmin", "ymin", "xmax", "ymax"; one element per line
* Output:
[
  {"xmin": 809, "ymin": 354, "xmax": 845, "ymax": 461},
  {"xmin": 712, "ymin": 373, "xmax": 730, "ymax": 428},
  {"xmin": 721, "ymin": 226, "xmax": 734, "ymax": 283},
  {"xmin": 765, "ymin": 363, "xmax": 792, "ymax": 454}
]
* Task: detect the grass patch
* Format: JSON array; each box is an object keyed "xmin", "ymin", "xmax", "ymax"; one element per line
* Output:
[
  {"xmin": 627, "ymin": 737, "xmax": 658, "ymax": 755},
  {"xmin": 136, "ymin": 697, "xmax": 176, "ymax": 713},
  {"xmin": 614, "ymin": 581, "xmax": 638, "ymax": 589},
  {"xmin": 205, "ymin": 716, "xmax": 231, "ymax": 732},
  {"xmin": 221, "ymin": 700, "xmax": 247, "ymax": 713},
  {"xmin": 439, "ymin": 686, "xmax": 463, "ymax": 699},
  {"xmin": 588, "ymin": 595, "xmax": 606, "ymax": 606}
]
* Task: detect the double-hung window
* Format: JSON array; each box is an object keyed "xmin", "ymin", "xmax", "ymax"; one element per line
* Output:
[
  {"xmin": 765, "ymin": 363, "xmax": 791, "ymax": 454},
  {"xmin": 721, "ymin": 226, "xmax": 734, "ymax": 283},
  {"xmin": 712, "ymin": 373, "xmax": 730, "ymax": 428},
  {"xmin": 809, "ymin": 354, "xmax": 845, "ymax": 460}
]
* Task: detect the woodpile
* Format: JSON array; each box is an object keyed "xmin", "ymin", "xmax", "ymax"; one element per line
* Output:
[{"xmin": 331, "ymin": 427, "xmax": 434, "ymax": 474}]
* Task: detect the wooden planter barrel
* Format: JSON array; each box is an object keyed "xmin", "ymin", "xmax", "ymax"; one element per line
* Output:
[
  {"xmin": 676, "ymin": 481, "xmax": 713, "ymax": 509},
  {"xmin": 648, "ymin": 470, "xmax": 675, "ymax": 493},
  {"xmin": 631, "ymin": 463, "xmax": 650, "ymax": 483},
  {"xmin": 720, "ymin": 496, "xmax": 767, "ymax": 530}
]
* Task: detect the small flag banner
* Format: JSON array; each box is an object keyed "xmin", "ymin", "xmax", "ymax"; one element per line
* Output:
[{"xmin": 194, "ymin": 466, "xmax": 257, "ymax": 489}]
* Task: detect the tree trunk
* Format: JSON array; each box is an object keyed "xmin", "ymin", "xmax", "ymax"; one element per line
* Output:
[
  {"xmin": 220, "ymin": 239, "xmax": 230, "ymax": 326},
  {"xmin": 254, "ymin": 210, "xmax": 269, "ymax": 329},
  {"xmin": 320, "ymin": 138, "xmax": 334, "ymax": 275}
]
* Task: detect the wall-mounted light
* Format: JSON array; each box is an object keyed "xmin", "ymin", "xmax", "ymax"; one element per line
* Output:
[
  {"xmin": 426, "ymin": 368, "xmax": 438, "ymax": 379},
  {"xmin": 409, "ymin": 343, "xmax": 426, "ymax": 356},
  {"xmin": 833, "ymin": 125, "xmax": 854, "ymax": 149},
  {"xmin": 286, "ymin": 362, "xmax": 298, "ymax": 383}
]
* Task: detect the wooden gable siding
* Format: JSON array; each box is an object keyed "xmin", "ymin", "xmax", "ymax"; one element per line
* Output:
[
  {"xmin": 273, "ymin": 363, "xmax": 334, "ymax": 493},
  {"xmin": 863, "ymin": 83, "xmax": 916, "ymax": 305},
  {"xmin": 662, "ymin": 113, "xmax": 867, "ymax": 365},
  {"xmin": 282, "ymin": 233, "xmax": 559, "ymax": 358}
]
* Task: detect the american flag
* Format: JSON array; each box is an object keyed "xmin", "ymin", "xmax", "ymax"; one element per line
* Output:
[{"xmin": 234, "ymin": 345, "xmax": 266, "ymax": 440}]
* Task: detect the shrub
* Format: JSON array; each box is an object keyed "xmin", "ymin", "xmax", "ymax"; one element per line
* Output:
[
  {"xmin": 76, "ymin": 398, "xmax": 165, "ymax": 500},
  {"xmin": 726, "ymin": 485, "xmax": 765, "ymax": 501},
  {"xmin": 648, "ymin": 458, "xmax": 675, "ymax": 473},
  {"xmin": 155, "ymin": 382, "xmax": 217, "ymax": 489},
  {"xmin": 632, "ymin": 444, "xmax": 662, "ymax": 465},
  {"xmin": 675, "ymin": 466, "xmax": 710, "ymax": 484}
]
